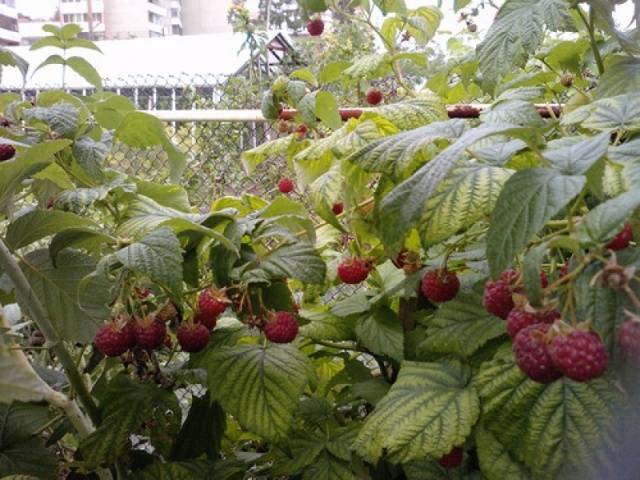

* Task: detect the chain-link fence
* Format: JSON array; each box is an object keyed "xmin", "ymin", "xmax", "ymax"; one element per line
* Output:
[
  {"xmin": 3, "ymin": 73, "xmax": 289, "ymax": 209},
  {"xmin": 4, "ymin": 73, "xmax": 410, "ymax": 210},
  {"xmin": 110, "ymin": 118, "xmax": 284, "ymax": 209},
  {"xmin": 95, "ymin": 74, "xmax": 283, "ymax": 209}
]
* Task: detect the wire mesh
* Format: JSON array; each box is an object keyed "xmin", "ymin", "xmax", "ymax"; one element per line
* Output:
[{"xmin": 8, "ymin": 73, "xmax": 289, "ymax": 209}]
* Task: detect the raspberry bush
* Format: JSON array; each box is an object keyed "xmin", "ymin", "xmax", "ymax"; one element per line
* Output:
[{"xmin": 1, "ymin": 2, "xmax": 640, "ymax": 479}]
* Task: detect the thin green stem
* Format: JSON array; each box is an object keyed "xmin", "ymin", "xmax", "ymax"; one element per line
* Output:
[
  {"xmin": 539, "ymin": 58, "xmax": 590, "ymax": 99},
  {"xmin": 567, "ymin": 189, "xmax": 587, "ymax": 232},
  {"xmin": 576, "ymin": 7, "xmax": 605, "ymax": 75},
  {"xmin": 313, "ymin": 339, "xmax": 366, "ymax": 352}
]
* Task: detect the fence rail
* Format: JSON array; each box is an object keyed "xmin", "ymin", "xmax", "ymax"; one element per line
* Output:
[
  {"xmin": 146, "ymin": 103, "xmax": 564, "ymax": 123},
  {"xmin": 123, "ymin": 102, "xmax": 566, "ymax": 210}
]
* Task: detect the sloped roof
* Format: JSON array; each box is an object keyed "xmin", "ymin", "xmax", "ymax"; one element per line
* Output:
[{"xmin": 2, "ymin": 31, "xmax": 293, "ymax": 89}]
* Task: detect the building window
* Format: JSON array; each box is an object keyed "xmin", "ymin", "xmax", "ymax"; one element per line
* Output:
[
  {"xmin": 83, "ymin": 13, "xmax": 102, "ymax": 22},
  {"xmin": 171, "ymin": 8, "xmax": 179, "ymax": 17},
  {"xmin": 63, "ymin": 13, "xmax": 84, "ymax": 23},
  {"xmin": 148, "ymin": 12, "xmax": 163, "ymax": 24},
  {"xmin": 171, "ymin": 25, "xmax": 181, "ymax": 35},
  {"xmin": 0, "ymin": 14, "xmax": 17, "ymax": 32}
]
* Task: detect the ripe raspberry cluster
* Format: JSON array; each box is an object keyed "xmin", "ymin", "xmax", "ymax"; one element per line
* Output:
[
  {"xmin": 95, "ymin": 315, "xmax": 168, "ymax": 357},
  {"xmin": 94, "ymin": 284, "xmax": 302, "ymax": 357},
  {"xmin": 482, "ymin": 267, "xmax": 609, "ymax": 383}
]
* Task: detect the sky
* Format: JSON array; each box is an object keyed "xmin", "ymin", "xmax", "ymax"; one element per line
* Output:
[{"xmin": 16, "ymin": 0, "xmax": 635, "ymax": 31}]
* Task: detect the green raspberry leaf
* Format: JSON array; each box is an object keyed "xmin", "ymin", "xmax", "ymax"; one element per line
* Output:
[
  {"xmin": 486, "ymin": 168, "xmax": 585, "ymax": 278},
  {"xmin": 202, "ymin": 344, "xmax": 314, "ymax": 441},
  {"xmin": 354, "ymin": 360, "xmax": 480, "ymax": 463}
]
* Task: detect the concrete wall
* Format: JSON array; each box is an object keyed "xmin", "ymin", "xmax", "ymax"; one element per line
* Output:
[{"xmin": 181, "ymin": 0, "xmax": 232, "ymax": 35}]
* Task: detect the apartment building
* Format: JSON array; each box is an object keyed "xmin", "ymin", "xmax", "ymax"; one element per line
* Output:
[
  {"xmin": 169, "ymin": 0, "xmax": 182, "ymax": 35},
  {"xmin": 181, "ymin": 0, "xmax": 233, "ymax": 35},
  {"xmin": 19, "ymin": 0, "xmax": 182, "ymax": 44},
  {"xmin": 103, "ymin": 0, "xmax": 174, "ymax": 39},
  {"xmin": 0, "ymin": 0, "xmax": 19, "ymax": 46}
]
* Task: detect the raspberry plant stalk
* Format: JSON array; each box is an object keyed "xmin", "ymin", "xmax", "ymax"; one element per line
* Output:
[
  {"xmin": 1, "ymin": 1, "xmax": 640, "ymax": 479},
  {"xmin": 0, "ymin": 238, "xmax": 99, "ymax": 430}
]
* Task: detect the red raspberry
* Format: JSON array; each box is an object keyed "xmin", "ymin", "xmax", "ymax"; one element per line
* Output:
[
  {"xmin": 507, "ymin": 306, "xmax": 560, "ymax": 338},
  {"xmin": 506, "ymin": 308, "xmax": 539, "ymax": 338},
  {"xmin": 198, "ymin": 288, "xmax": 229, "ymax": 319},
  {"xmin": 306, "ymin": 18, "xmax": 324, "ymax": 36},
  {"xmin": 483, "ymin": 280, "xmax": 514, "ymax": 319},
  {"xmin": 278, "ymin": 177, "xmax": 295, "ymax": 194},
  {"xmin": 438, "ymin": 446, "xmax": 463, "ymax": 469},
  {"xmin": 549, "ymin": 329, "xmax": 608, "ymax": 382},
  {"xmin": 618, "ymin": 318, "xmax": 640, "ymax": 360},
  {"xmin": 606, "ymin": 223, "xmax": 633, "ymax": 251},
  {"xmin": 177, "ymin": 322, "xmax": 211, "ymax": 353},
  {"xmin": 513, "ymin": 323, "xmax": 562, "ymax": 383},
  {"xmin": 366, "ymin": 89, "xmax": 383, "ymax": 106},
  {"xmin": 332, "ymin": 202, "xmax": 344, "ymax": 215},
  {"xmin": 540, "ymin": 271, "xmax": 549, "ymax": 288},
  {"xmin": 133, "ymin": 318, "xmax": 167, "ymax": 350},
  {"xmin": 537, "ymin": 308, "xmax": 561, "ymax": 324},
  {"xmin": 296, "ymin": 124, "xmax": 308, "ymax": 138},
  {"xmin": 94, "ymin": 322, "xmax": 133, "ymax": 357},
  {"xmin": 391, "ymin": 249, "xmax": 408, "ymax": 269},
  {"xmin": 134, "ymin": 287, "xmax": 152, "ymax": 299},
  {"xmin": 500, "ymin": 268, "xmax": 520, "ymax": 285},
  {"xmin": 337, "ymin": 257, "xmax": 371, "ymax": 284},
  {"xmin": 264, "ymin": 311, "xmax": 299, "ymax": 343},
  {"xmin": 0, "ymin": 144, "xmax": 15, "ymax": 161},
  {"xmin": 420, "ymin": 269, "xmax": 460, "ymax": 303},
  {"xmin": 194, "ymin": 310, "xmax": 217, "ymax": 331}
]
